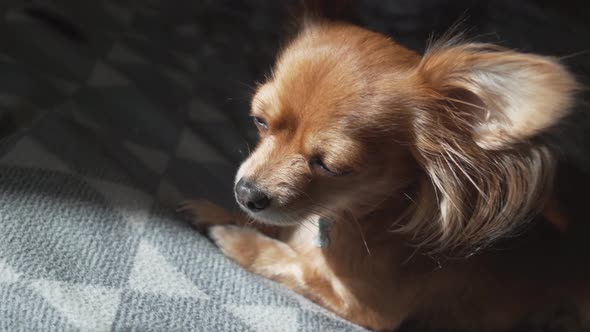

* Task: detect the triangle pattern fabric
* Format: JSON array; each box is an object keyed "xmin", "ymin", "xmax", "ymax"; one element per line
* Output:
[
  {"xmin": 226, "ymin": 304, "xmax": 299, "ymax": 332},
  {"xmin": 155, "ymin": 179, "xmax": 184, "ymax": 208},
  {"xmin": 103, "ymin": 2, "xmax": 134, "ymax": 25},
  {"xmin": 129, "ymin": 240, "xmax": 209, "ymax": 300},
  {"xmin": 0, "ymin": 137, "xmax": 71, "ymax": 173},
  {"xmin": 86, "ymin": 179, "xmax": 153, "ymax": 234},
  {"xmin": 123, "ymin": 141, "xmax": 169, "ymax": 175},
  {"xmin": 189, "ymin": 99, "xmax": 228, "ymax": 122},
  {"xmin": 175, "ymin": 129, "xmax": 228, "ymax": 165},
  {"xmin": 5, "ymin": 8, "xmax": 29, "ymax": 23},
  {"xmin": 0, "ymin": 258, "xmax": 21, "ymax": 284},
  {"xmin": 0, "ymin": 53, "xmax": 16, "ymax": 63},
  {"xmin": 45, "ymin": 75, "xmax": 80, "ymax": 95},
  {"xmin": 126, "ymin": 31, "xmax": 151, "ymax": 43},
  {"xmin": 108, "ymin": 43, "xmax": 149, "ymax": 64},
  {"xmin": 30, "ymin": 280, "xmax": 122, "ymax": 331},
  {"xmin": 59, "ymin": 101, "xmax": 103, "ymax": 131},
  {"xmin": 159, "ymin": 66, "xmax": 194, "ymax": 90},
  {"xmin": 87, "ymin": 61, "xmax": 131, "ymax": 87},
  {"xmin": 175, "ymin": 24, "xmax": 199, "ymax": 37},
  {"xmin": 0, "ymin": 94, "xmax": 26, "ymax": 108},
  {"xmin": 172, "ymin": 51, "xmax": 199, "ymax": 73}
]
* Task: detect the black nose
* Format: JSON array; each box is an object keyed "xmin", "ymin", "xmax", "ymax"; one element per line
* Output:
[{"xmin": 235, "ymin": 178, "xmax": 271, "ymax": 212}]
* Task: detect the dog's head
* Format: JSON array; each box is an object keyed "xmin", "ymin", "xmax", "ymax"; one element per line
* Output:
[
  {"xmin": 235, "ymin": 23, "xmax": 420, "ymax": 226},
  {"xmin": 235, "ymin": 22, "xmax": 578, "ymax": 250}
]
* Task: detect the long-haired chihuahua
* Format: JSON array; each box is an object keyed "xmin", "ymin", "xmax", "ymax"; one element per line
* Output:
[{"xmin": 183, "ymin": 11, "xmax": 590, "ymax": 332}]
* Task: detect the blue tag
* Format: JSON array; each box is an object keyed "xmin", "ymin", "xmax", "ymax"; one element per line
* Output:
[{"xmin": 314, "ymin": 218, "xmax": 333, "ymax": 248}]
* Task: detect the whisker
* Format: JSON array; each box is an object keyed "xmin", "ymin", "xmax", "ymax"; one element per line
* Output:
[
  {"xmin": 558, "ymin": 49, "xmax": 590, "ymax": 61},
  {"xmin": 234, "ymin": 80, "xmax": 257, "ymax": 92},
  {"xmin": 344, "ymin": 209, "xmax": 372, "ymax": 256},
  {"xmin": 290, "ymin": 213, "xmax": 316, "ymax": 235}
]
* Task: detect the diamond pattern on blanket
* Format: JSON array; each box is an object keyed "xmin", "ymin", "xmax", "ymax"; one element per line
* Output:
[
  {"xmin": 188, "ymin": 99, "xmax": 231, "ymax": 122},
  {"xmin": 113, "ymin": 292, "xmax": 252, "ymax": 331},
  {"xmin": 128, "ymin": 240, "xmax": 209, "ymax": 300},
  {"xmin": 29, "ymin": 115, "xmax": 136, "ymax": 184},
  {"xmin": 2, "ymin": 21, "xmax": 95, "ymax": 83},
  {"xmin": 0, "ymin": 259, "xmax": 21, "ymax": 284},
  {"xmin": 172, "ymin": 51, "xmax": 200, "ymax": 73},
  {"xmin": 226, "ymin": 304, "xmax": 299, "ymax": 332},
  {"xmin": 86, "ymin": 179, "xmax": 154, "ymax": 233},
  {"xmin": 88, "ymin": 61, "xmax": 131, "ymax": 87},
  {"xmin": 30, "ymin": 280, "xmax": 122, "ymax": 331},
  {"xmin": 0, "ymin": 62, "xmax": 66, "ymax": 108},
  {"xmin": 0, "ymin": 53, "xmax": 16, "ymax": 63},
  {"xmin": 175, "ymin": 128, "xmax": 231, "ymax": 165},
  {"xmin": 155, "ymin": 179, "xmax": 185, "ymax": 208},
  {"xmin": 123, "ymin": 141, "xmax": 169, "ymax": 175},
  {"xmin": 113, "ymin": 64, "xmax": 191, "ymax": 110},
  {"xmin": 298, "ymin": 310, "xmax": 366, "ymax": 332},
  {"xmin": 108, "ymin": 42, "xmax": 150, "ymax": 65},
  {"xmin": 158, "ymin": 65, "xmax": 194, "ymax": 91},
  {"xmin": 162, "ymin": 157, "xmax": 236, "ymax": 209},
  {"xmin": 44, "ymin": 75, "xmax": 80, "ymax": 96},
  {"xmin": 0, "ymin": 283, "xmax": 80, "ymax": 332},
  {"xmin": 0, "ymin": 168, "xmax": 140, "ymax": 287},
  {"xmin": 103, "ymin": 2, "xmax": 134, "ymax": 25},
  {"xmin": 0, "ymin": 136, "xmax": 71, "ymax": 173}
]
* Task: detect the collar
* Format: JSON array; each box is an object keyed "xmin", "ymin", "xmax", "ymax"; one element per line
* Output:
[{"xmin": 314, "ymin": 217, "xmax": 334, "ymax": 249}]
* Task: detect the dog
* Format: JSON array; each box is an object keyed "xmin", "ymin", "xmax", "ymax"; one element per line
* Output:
[{"xmin": 183, "ymin": 17, "xmax": 590, "ymax": 331}]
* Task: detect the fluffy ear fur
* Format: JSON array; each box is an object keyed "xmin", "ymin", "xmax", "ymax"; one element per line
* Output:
[
  {"xmin": 419, "ymin": 41, "xmax": 578, "ymax": 150},
  {"xmin": 399, "ymin": 41, "xmax": 579, "ymax": 253}
]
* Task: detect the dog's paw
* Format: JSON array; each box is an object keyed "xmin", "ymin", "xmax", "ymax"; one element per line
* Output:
[
  {"xmin": 209, "ymin": 225, "xmax": 259, "ymax": 267},
  {"xmin": 177, "ymin": 199, "xmax": 234, "ymax": 230}
]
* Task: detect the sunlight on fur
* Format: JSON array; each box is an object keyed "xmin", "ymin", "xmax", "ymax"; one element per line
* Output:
[{"xmin": 184, "ymin": 17, "xmax": 587, "ymax": 332}]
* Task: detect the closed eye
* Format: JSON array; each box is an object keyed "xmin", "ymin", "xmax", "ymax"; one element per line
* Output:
[
  {"xmin": 310, "ymin": 157, "xmax": 339, "ymax": 176},
  {"xmin": 252, "ymin": 116, "xmax": 268, "ymax": 130}
]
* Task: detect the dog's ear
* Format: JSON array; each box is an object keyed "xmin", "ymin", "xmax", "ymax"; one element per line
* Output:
[
  {"xmin": 418, "ymin": 42, "xmax": 578, "ymax": 150},
  {"xmin": 399, "ymin": 42, "xmax": 579, "ymax": 252}
]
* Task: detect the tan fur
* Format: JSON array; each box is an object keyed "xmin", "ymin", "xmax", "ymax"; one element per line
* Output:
[
  {"xmin": 184, "ymin": 21, "xmax": 587, "ymax": 331},
  {"xmin": 401, "ymin": 40, "xmax": 578, "ymax": 250}
]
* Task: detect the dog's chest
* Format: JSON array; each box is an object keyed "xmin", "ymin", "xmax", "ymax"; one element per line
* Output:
[{"xmin": 283, "ymin": 216, "xmax": 334, "ymax": 254}]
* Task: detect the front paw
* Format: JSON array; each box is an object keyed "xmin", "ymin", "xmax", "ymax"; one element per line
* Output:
[
  {"xmin": 177, "ymin": 199, "xmax": 234, "ymax": 231},
  {"xmin": 209, "ymin": 225, "xmax": 259, "ymax": 267}
]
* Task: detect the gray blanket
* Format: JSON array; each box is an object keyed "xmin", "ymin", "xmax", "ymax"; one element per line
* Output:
[
  {"xmin": 1, "ymin": 0, "xmax": 588, "ymax": 331},
  {"xmin": 0, "ymin": 1, "xmax": 365, "ymax": 331}
]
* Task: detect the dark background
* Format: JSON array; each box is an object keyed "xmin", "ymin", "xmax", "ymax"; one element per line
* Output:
[{"xmin": 2, "ymin": 0, "xmax": 590, "ymax": 140}]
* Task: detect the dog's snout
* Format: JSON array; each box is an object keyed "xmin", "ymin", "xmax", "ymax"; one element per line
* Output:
[{"xmin": 235, "ymin": 178, "xmax": 271, "ymax": 212}]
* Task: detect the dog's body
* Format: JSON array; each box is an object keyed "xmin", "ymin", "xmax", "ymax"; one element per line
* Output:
[
  {"xmin": 188, "ymin": 201, "xmax": 589, "ymax": 331},
  {"xmin": 185, "ymin": 20, "xmax": 590, "ymax": 331}
]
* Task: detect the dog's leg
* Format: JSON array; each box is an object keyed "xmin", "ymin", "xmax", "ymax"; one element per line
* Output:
[
  {"xmin": 179, "ymin": 199, "xmax": 279, "ymax": 237},
  {"xmin": 209, "ymin": 224, "xmax": 407, "ymax": 330},
  {"xmin": 208, "ymin": 225, "xmax": 347, "ymax": 309}
]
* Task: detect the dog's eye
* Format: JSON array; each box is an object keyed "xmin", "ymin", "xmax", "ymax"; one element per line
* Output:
[
  {"xmin": 310, "ymin": 157, "xmax": 338, "ymax": 176},
  {"xmin": 252, "ymin": 116, "xmax": 268, "ymax": 130}
]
